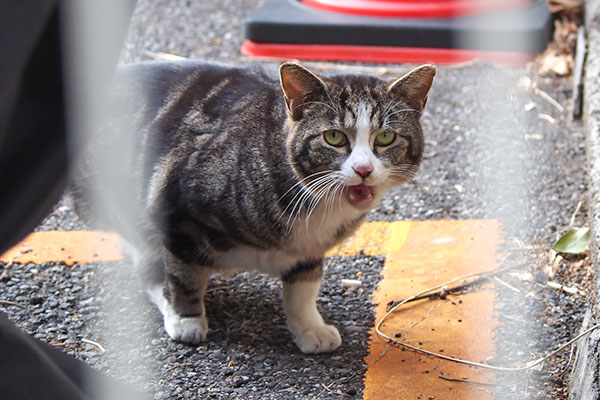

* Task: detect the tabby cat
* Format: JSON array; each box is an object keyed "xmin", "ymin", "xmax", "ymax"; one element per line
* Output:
[{"xmin": 73, "ymin": 61, "xmax": 436, "ymax": 353}]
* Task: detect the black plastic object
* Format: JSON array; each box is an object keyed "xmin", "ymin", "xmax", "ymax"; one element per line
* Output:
[{"xmin": 244, "ymin": 0, "xmax": 553, "ymax": 55}]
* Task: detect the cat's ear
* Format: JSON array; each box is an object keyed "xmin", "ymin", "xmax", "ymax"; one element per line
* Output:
[
  {"xmin": 386, "ymin": 64, "xmax": 437, "ymax": 115},
  {"xmin": 279, "ymin": 62, "xmax": 329, "ymax": 120}
]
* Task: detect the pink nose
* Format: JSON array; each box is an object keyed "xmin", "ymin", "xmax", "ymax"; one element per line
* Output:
[{"xmin": 353, "ymin": 164, "xmax": 373, "ymax": 178}]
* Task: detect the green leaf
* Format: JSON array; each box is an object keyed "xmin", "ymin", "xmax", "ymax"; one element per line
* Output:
[{"xmin": 552, "ymin": 227, "xmax": 591, "ymax": 254}]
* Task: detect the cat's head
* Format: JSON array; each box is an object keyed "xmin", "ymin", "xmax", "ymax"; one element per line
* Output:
[{"xmin": 279, "ymin": 62, "xmax": 436, "ymax": 211}]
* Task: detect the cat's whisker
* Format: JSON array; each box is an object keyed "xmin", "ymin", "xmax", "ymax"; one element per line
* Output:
[
  {"xmin": 307, "ymin": 189, "xmax": 329, "ymax": 230},
  {"xmin": 385, "ymin": 119, "xmax": 418, "ymax": 125},
  {"xmin": 390, "ymin": 169, "xmax": 417, "ymax": 178},
  {"xmin": 322, "ymin": 87, "xmax": 345, "ymax": 118},
  {"xmin": 305, "ymin": 178, "xmax": 339, "ymax": 227},
  {"xmin": 284, "ymin": 185, "xmax": 314, "ymax": 228},
  {"xmin": 325, "ymin": 180, "xmax": 341, "ymax": 215},
  {"xmin": 383, "ymin": 103, "xmax": 421, "ymax": 124},
  {"xmin": 278, "ymin": 170, "xmax": 333, "ymax": 209},
  {"xmin": 386, "ymin": 164, "xmax": 419, "ymax": 187},
  {"xmin": 381, "ymin": 100, "xmax": 395, "ymax": 118},
  {"xmin": 301, "ymin": 170, "xmax": 346, "ymax": 230},
  {"xmin": 388, "ymin": 176, "xmax": 412, "ymax": 185},
  {"xmin": 279, "ymin": 171, "xmax": 335, "ymax": 222},
  {"xmin": 317, "ymin": 177, "xmax": 345, "ymax": 228},
  {"xmin": 321, "ymin": 190, "xmax": 335, "ymax": 227},
  {"xmin": 390, "ymin": 163, "xmax": 419, "ymax": 173},
  {"xmin": 292, "ymin": 100, "xmax": 340, "ymax": 118},
  {"xmin": 329, "ymin": 180, "xmax": 346, "ymax": 217},
  {"xmin": 283, "ymin": 189, "xmax": 313, "ymax": 227},
  {"xmin": 388, "ymin": 108, "xmax": 420, "ymax": 117},
  {"xmin": 388, "ymin": 172, "xmax": 418, "ymax": 185},
  {"xmin": 383, "ymin": 99, "xmax": 420, "ymax": 115},
  {"xmin": 286, "ymin": 173, "xmax": 337, "ymax": 229},
  {"xmin": 286, "ymin": 186, "xmax": 317, "ymax": 229}
]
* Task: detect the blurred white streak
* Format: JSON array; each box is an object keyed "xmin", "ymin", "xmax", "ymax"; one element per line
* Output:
[
  {"xmin": 456, "ymin": 6, "xmax": 540, "ymax": 399},
  {"xmin": 61, "ymin": 1, "xmax": 151, "ymax": 399}
]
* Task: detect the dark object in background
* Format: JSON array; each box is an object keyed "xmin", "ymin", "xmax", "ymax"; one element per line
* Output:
[
  {"xmin": 242, "ymin": 0, "xmax": 553, "ymax": 64},
  {"xmin": 0, "ymin": 1, "xmax": 68, "ymax": 251},
  {"xmin": 0, "ymin": 1, "xmax": 149, "ymax": 399},
  {"xmin": 0, "ymin": 312, "xmax": 149, "ymax": 400}
]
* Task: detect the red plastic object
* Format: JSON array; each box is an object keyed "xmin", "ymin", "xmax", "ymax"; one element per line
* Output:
[
  {"xmin": 241, "ymin": 40, "xmax": 534, "ymax": 66},
  {"xmin": 301, "ymin": 0, "xmax": 533, "ymax": 18}
]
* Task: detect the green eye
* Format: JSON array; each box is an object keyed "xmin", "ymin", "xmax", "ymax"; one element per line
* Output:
[
  {"xmin": 375, "ymin": 131, "xmax": 396, "ymax": 146},
  {"xmin": 323, "ymin": 130, "xmax": 347, "ymax": 147}
]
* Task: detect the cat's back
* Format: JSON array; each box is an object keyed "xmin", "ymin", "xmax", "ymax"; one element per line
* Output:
[
  {"xmin": 73, "ymin": 61, "xmax": 280, "ymax": 229},
  {"xmin": 112, "ymin": 61, "xmax": 281, "ymax": 126}
]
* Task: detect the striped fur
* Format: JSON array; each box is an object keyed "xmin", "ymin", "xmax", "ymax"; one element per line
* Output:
[{"xmin": 72, "ymin": 61, "xmax": 436, "ymax": 352}]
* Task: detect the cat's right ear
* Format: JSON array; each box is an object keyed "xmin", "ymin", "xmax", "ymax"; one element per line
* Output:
[
  {"xmin": 279, "ymin": 62, "xmax": 328, "ymax": 120},
  {"xmin": 386, "ymin": 64, "xmax": 437, "ymax": 115}
]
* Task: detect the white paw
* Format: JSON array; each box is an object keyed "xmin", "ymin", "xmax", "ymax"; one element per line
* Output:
[
  {"xmin": 164, "ymin": 314, "xmax": 208, "ymax": 344},
  {"xmin": 294, "ymin": 324, "xmax": 342, "ymax": 354}
]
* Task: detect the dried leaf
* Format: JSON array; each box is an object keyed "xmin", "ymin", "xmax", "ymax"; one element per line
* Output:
[{"xmin": 538, "ymin": 48, "xmax": 572, "ymax": 76}]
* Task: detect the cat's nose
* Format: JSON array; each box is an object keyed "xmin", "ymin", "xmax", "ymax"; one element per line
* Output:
[{"xmin": 353, "ymin": 164, "xmax": 373, "ymax": 178}]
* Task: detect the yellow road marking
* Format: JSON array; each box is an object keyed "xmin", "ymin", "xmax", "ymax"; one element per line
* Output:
[
  {"xmin": 4, "ymin": 221, "xmax": 412, "ymax": 264},
  {"xmin": 0, "ymin": 231, "xmax": 122, "ymax": 265},
  {"xmin": 326, "ymin": 220, "xmax": 411, "ymax": 256},
  {"xmin": 364, "ymin": 219, "xmax": 501, "ymax": 400}
]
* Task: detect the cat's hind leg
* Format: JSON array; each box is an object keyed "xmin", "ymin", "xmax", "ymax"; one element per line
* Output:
[
  {"xmin": 148, "ymin": 250, "xmax": 211, "ymax": 344},
  {"xmin": 281, "ymin": 259, "xmax": 341, "ymax": 354}
]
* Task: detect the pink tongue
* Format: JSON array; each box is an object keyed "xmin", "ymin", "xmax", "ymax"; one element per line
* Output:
[{"xmin": 348, "ymin": 184, "xmax": 374, "ymax": 205}]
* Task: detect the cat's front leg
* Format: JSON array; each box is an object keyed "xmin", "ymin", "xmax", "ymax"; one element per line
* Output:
[
  {"xmin": 282, "ymin": 259, "xmax": 341, "ymax": 354},
  {"xmin": 147, "ymin": 250, "xmax": 211, "ymax": 344}
]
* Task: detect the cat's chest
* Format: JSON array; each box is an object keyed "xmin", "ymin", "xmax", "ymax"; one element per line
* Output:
[
  {"xmin": 215, "ymin": 203, "xmax": 365, "ymax": 274},
  {"xmin": 289, "ymin": 203, "xmax": 365, "ymax": 255}
]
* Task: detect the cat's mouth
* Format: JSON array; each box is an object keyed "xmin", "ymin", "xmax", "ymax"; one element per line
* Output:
[{"xmin": 346, "ymin": 184, "xmax": 374, "ymax": 208}]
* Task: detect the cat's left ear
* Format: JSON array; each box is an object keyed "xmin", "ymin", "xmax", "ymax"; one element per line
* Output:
[
  {"xmin": 279, "ymin": 62, "xmax": 329, "ymax": 120},
  {"xmin": 386, "ymin": 64, "xmax": 437, "ymax": 115}
]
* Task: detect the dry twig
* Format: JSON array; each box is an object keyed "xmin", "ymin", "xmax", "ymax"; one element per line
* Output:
[
  {"xmin": 569, "ymin": 199, "xmax": 584, "ymax": 228},
  {"xmin": 81, "ymin": 338, "xmax": 106, "ymax": 353},
  {"xmin": 533, "ymin": 87, "xmax": 565, "ymax": 112},
  {"xmin": 0, "ymin": 299, "xmax": 25, "ymax": 309},
  {"xmin": 376, "ymin": 266, "xmax": 600, "ymax": 372},
  {"xmin": 386, "ymin": 264, "xmax": 515, "ymax": 311},
  {"xmin": 492, "ymin": 276, "xmax": 521, "ymax": 293},
  {"xmin": 320, "ymin": 383, "xmax": 349, "ymax": 397},
  {"xmin": 438, "ymin": 374, "xmax": 526, "ymax": 387}
]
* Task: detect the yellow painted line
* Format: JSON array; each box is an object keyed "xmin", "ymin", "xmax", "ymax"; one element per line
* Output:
[
  {"xmin": 0, "ymin": 220, "xmax": 501, "ymax": 399},
  {"xmin": 364, "ymin": 219, "xmax": 501, "ymax": 400},
  {"xmin": 5, "ymin": 221, "xmax": 412, "ymax": 265},
  {"xmin": 0, "ymin": 231, "xmax": 122, "ymax": 265},
  {"xmin": 326, "ymin": 220, "xmax": 412, "ymax": 256}
]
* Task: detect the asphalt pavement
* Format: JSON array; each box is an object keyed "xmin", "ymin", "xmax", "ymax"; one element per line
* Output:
[{"xmin": 1, "ymin": 0, "xmax": 596, "ymax": 399}]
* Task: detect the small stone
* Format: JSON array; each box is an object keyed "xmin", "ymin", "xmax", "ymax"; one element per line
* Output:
[
  {"xmin": 29, "ymin": 296, "xmax": 44, "ymax": 305},
  {"xmin": 231, "ymin": 375, "xmax": 249, "ymax": 388},
  {"xmin": 534, "ymin": 270, "xmax": 549, "ymax": 284}
]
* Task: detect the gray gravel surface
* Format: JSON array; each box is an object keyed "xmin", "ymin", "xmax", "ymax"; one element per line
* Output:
[
  {"xmin": 2, "ymin": 256, "xmax": 383, "ymax": 399},
  {"xmin": 5, "ymin": 0, "xmax": 595, "ymax": 399}
]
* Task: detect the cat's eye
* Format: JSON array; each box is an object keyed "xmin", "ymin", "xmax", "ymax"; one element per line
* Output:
[
  {"xmin": 323, "ymin": 130, "xmax": 347, "ymax": 147},
  {"xmin": 375, "ymin": 131, "xmax": 396, "ymax": 147}
]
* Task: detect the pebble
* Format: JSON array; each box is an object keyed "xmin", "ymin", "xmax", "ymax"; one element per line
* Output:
[
  {"xmin": 231, "ymin": 376, "xmax": 249, "ymax": 387},
  {"xmin": 534, "ymin": 270, "xmax": 550, "ymax": 284}
]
